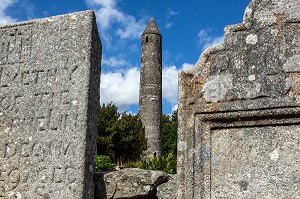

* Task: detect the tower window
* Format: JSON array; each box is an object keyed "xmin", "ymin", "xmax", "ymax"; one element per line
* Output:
[{"xmin": 146, "ymin": 36, "xmax": 148, "ymax": 43}]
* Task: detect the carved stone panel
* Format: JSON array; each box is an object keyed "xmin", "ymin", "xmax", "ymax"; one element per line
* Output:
[
  {"xmin": 177, "ymin": 0, "xmax": 300, "ymax": 198},
  {"xmin": 211, "ymin": 125, "xmax": 300, "ymax": 198}
]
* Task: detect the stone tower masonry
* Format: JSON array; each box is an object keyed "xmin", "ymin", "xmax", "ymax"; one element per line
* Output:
[{"xmin": 139, "ymin": 18, "xmax": 162, "ymax": 157}]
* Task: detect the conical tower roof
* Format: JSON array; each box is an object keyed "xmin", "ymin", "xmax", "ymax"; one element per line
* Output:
[{"xmin": 142, "ymin": 18, "xmax": 161, "ymax": 36}]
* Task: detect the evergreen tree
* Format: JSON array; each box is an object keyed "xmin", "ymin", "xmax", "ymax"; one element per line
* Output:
[
  {"xmin": 97, "ymin": 103, "xmax": 146, "ymax": 164},
  {"xmin": 97, "ymin": 102, "xmax": 119, "ymax": 156},
  {"xmin": 162, "ymin": 110, "xmax": 178, "ymax": 155},
  {"xmin": 111, "ymin": 113, "xmax": 146, "ymax": 163}
]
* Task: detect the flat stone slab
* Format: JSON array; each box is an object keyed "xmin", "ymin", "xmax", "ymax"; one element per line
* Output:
[
  {"xmin": 178, "ymin": 0, "xmax": 300, "ymax": 198},
  {"xmin": 0, "ymin": 11, "xmax": 101, "ymax": 198}
]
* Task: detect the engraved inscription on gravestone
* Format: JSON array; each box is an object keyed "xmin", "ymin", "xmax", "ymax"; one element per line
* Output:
[
  {"xmin": 0, "ymin": 25, "xmax": 32, "ymax": 65},
  {"xmin": 0, "ymin": 11, "xmax": 101, "ymax": 199}
]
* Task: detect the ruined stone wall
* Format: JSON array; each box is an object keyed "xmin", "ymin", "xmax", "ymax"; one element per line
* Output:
[{"xmin": 177, "ymin": 0, "xmax": 300, "ymax": 198}]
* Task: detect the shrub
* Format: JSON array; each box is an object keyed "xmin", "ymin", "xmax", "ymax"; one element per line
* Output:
[
  {"xmin": 137, "ymin": 153, "xmax": 177, "ymax": 174},
  {"xmin": 95, "ymin": 155, "xmax": 116, "ymax": 171}
]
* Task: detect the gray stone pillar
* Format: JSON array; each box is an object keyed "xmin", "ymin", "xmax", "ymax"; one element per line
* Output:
[
  {"xmin": 139, "ymin": 18, "xmax": 162, "ymax": 157},
  {"xmin": 0, "ymin": 11, "xmax": 101, "ymax": 198}
]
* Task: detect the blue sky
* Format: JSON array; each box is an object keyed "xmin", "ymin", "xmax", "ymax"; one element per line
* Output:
[{"xmin": 0, "ymin": 0, "xmax": 250, "ymax": 114}]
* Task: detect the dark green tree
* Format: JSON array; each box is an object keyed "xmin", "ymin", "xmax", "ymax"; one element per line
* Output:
[
  {"xmin": 162, "ymin": 110, "xmax": 178, "ymax": 155},
  {"xmin": 97, "ymin": 102, "xmax": 119, "ymax": 156},
  {"xmin": 97, "ymin": 103, "xmax": 146, "ymax": 164},
  {"xmin": 111, "ymin": 113, "xmax": 146, "ymax": 163}
]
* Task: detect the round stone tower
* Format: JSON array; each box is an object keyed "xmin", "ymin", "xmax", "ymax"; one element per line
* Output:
[{"xmin": 139, "ymin": 18, "xmax": 162, "ymax": 157}]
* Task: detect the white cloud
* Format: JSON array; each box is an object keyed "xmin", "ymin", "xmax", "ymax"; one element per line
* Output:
[
  {"xmin": 116, "ymin": 15, "xmax": 146, "ymax": 39},
  {"xmin": 162, "ymin": 65, "xmax": 180, "ymax": 104},
  {"xmin": 20, "ymin": 1, "xmax": 35, "ymax": 20},
  {"xmin": 100, "ymin": 63, "xmax": 193, "ymax": 112},
  {"xmin": 165, "ymin": 8, "xmax": 178, "ymax": 29},
  {"xmin": 162, "ymin": 63, "xmax": 193, "ymax": 105},
  {"xmin": 182, "ymin": 63, "xmax": 194, "ymax": 71},
  {"xmin": 166, "ymin": 8, "xmax": 179, "ymax": 19},
  {"xmin": 0, "ymin": 0, "xmax": 16, "ymax": 24},
  {"xmin": 102, "ymin": 56, "xmax": 129, "ymax": 68},
  {"xmin": 85, "ymin": 0, "xmax": 146, "ymax": 40},
  {"xmin": 203, "ymin": 36, "xmax": 224, "ymax": 49},
  {"xmin": 100, "ymin": 67, "xmax": 140, "ymax": 110},
  {"xmin": 87, "ymin": 0, "xmax": 116, "ymax": 8},
  {"xmin": 172, "ymin": 104, "xmax": 178, "ymax": 112},
  {"xmin": 198, "ymin": 29, "xmax": 224, "ymax": 50}
]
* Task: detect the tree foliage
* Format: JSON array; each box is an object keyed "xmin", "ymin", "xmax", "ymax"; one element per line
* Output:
[
  {"xmin": 111, "ymin": 112, "xmax": 147, "ymax": 163},
  {"xmin": 95, "ymin": 155, "xmax": 116, "ymax": 172},
  {"xmin": 97, "ymin": 103, "xmax": 146, "ymax": 164},
  {"xmin": 97, "ymin": 102, "xmax": 119, "ymax": 156},
  {"xmin": 162, "ymin": 110, "xmax": 178, "ymax": 156},
  {"xmin": 97, "ymin": 102, "xmax": 178, "ymax": 171}
]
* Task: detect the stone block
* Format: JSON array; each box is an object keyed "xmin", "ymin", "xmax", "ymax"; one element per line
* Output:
[
  {"xmin": 157, "ymin": 174, "xmax": 177, "ymax": 199},
  {"xmin": 94, "ymin": 168, "xmax": 169, "ymax": 199},
  {"xmin": 177, "ymin": 0, "xmax": 300, "ymax": 198},
  {"xmin": 0, "ymin": 11, "xmax": 101, "ymax": 198}
]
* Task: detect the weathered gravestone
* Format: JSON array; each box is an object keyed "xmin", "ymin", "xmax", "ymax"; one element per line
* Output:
[
  {"xmin": 0, "ymin": 11, "xmax": 101, "ymax": 198},
  {"xmin": 178, "ymin": 0, "xmax": 300, "ymax": 198}
]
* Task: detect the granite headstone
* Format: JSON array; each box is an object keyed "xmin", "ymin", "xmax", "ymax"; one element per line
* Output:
[{"xmin": 0, "ymin": 11, "xmax": 101, "ymax": 198}]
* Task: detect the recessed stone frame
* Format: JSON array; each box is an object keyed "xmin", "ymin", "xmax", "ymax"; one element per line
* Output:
[{"xmin": 178, "ymin": 107, "xmax": 300, "ymax": 199}]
